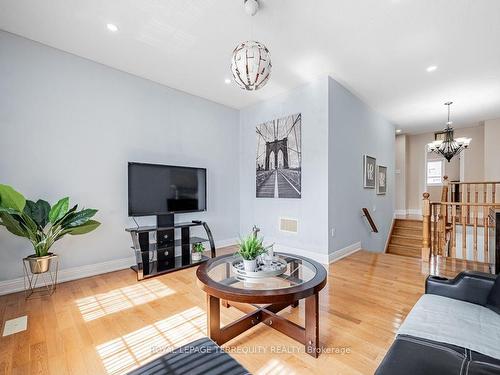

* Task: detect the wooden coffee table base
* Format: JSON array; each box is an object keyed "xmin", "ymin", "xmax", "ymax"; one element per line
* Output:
[{"xmin": 206, "ymin": 294, "xmax": 320, "ymax": 358}]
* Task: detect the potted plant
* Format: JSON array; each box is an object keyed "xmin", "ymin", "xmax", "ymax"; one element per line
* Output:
[
  {"xmin": 0, "ymin": 184, "xmax": 101, "ymax": 274},
  {"xmin": 192, "ymin": 242, "xmax": 205, "ymax": 261},
  {"xmin": 237, "ymin": 234, "xmax": 267, "ymax": 272}
]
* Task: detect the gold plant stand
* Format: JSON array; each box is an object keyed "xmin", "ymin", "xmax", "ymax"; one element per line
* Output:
[{"xmin": 22, "ymin": 254, "xmax": 59, "ymax": 299}]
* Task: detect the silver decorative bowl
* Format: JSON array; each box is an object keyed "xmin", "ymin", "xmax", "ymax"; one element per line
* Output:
[{"xmin": 232, "ymin": 256, "xmax": 287, "ymax": 279}]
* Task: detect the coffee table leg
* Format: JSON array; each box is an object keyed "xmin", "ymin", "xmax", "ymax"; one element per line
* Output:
[
  {"xmin": 305, "ymin": 293, "xmax": 319, "ymax": 358},
  {"xmin": 221, "ymin": 263, "xmax": 231, "ymax": 308},
  {"xmin": 207, "ymin": 294, "xmax": 221, "ymax": 344}
]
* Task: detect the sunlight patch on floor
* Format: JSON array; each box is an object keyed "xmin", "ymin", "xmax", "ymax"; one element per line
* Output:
[
  {"xmin": 76, "ymin": 279, "xmax": 175, "ymax": 321},
  {"xmin": 96, "ymin": 306, "xmax": 206, "ymax": 375},
  {"xmin": 256, "ymin": 358, "xmax": 297, "ymax": 375}
]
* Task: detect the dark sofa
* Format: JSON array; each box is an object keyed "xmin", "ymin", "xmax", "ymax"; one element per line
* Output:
[{"xmin": 375, "ymin": 271, "xmax": 500, "ymax": 375}]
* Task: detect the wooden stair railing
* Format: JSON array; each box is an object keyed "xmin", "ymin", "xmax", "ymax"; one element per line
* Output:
[
  {"xmin": 362, "ymin": 208, "xmax": 378, "ymax": 233},
  {"xmin": 422, "ymin": 177, "xmax": 500, "ymax": 268},
  {"xmin": 449, "ymin": 179, "xmax": 499, "ymax": 224}
]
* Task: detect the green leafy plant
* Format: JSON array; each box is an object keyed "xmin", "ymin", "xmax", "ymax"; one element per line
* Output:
[
  {"xmin": 0, "ymin": 184, "xmax": 101, "ymax": 257},
  {"xmin": 193, "ymin": 242, "xmax": 205, "ymax": 253},
  {"xmin": 237, "ymin": 234, "xmax": 267, "ymax": 261}
]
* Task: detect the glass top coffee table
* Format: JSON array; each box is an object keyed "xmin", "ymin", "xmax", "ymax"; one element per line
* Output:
[{"xmin": 196, "ymin": 252, "xmax": 327, "ymax": 357}]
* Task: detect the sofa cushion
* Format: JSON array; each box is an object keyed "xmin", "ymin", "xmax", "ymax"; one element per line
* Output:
[
  {"xmin": 486, "ymin": 276, "xmax": 500, "ymax": 314},
  {"xmin": 375, "ymin": 335, "xmax": 500, "ymax": 375},
  {"xmin": 398, "ymin": 294, "xmax": 500, "ymax": 360}
]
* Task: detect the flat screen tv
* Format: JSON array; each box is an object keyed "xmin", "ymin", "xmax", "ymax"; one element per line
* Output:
[{"xmin": 128, "ymin": 162, "xmax": 207, "ymax": 216}]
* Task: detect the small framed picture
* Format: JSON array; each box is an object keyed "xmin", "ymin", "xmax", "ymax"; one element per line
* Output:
[
  {"xmin": 363, "ymin": 155, "xmax": 376, "ymax": 188},
  {"xmin": 377, "ymin": 165, "xmax": 387, "ymax": 195}
]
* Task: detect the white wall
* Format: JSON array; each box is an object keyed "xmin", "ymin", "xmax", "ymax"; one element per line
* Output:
[
  {"xmin": 484, "ymin": 119, "xmax": 500, "ymax": 180},
  {"xmin": 328, "ymin": 79, "xmax": 395, "ymax": 252},
  {"xmin": 239, "ymin": 78, "xmax": 330, "ymax": 258},
  {"xmin": 395, "ymin": 135, "xmax": 407, "ymax": 211},
  {"xmin": 0, "ymin": 31, "xmax": 240, "ymax": 281},
  {"xmin": 405, "ymin": 124, "xmax": 484, "ymax": 210}
]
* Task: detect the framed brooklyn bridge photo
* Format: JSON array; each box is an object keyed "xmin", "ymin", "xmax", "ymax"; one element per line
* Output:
[{"xmin": 256, "ymin": 113, "xmax": 302, "ymax": 198}]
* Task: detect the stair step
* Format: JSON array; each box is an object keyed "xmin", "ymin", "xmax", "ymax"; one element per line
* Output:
[
  {"xmin": 390, "ymin": 235, "xmax": 421, "ymax": 247},
  {"xmin": 393, "ymin": 227, "xmax": 422, "ymax": 237},
  {"xmin": 394, "ymin": 219, "xmax": 423, "ymax": 230},
  {"xmin": 387, "ymin": 244, "xmax": 420, "ymax": 258}
]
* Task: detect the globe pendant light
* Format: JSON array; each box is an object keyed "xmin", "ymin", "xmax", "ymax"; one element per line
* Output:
[
  {"xmin": 230, "ymin": 0, "xmax": 272, "ymax": 91},
  {"xmin": 427, "ymin": 102, "xmax": 472, "ymax": 162}
]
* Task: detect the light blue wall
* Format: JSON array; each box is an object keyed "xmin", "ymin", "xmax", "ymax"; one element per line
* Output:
[
  {"xmin": 239, "ymin": 78, "xmax": 330, "ymax": 257},
  {"xmin": 0, "ymin": 30, "xmax": 395, "ymax": 284},
  {"xmin": 0, "ymin": 31, "xmax": 240, "ymax": 281},
  {"xmin": 328, "ymin": 78, "xmax": 395, "ymax": 253},
  {"xmin": 239, "ymin": 77, "xmax": 395, "ymax": 261}
]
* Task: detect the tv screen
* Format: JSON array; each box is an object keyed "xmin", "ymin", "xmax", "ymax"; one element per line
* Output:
[{"xmin": 128, "ymin": 162, "xmax": 206, "ymax": 216}]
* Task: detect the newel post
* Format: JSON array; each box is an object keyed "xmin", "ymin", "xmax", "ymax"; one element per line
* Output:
[
  {"xmin": 422, "ymin": 192, "xmax": 431, "ymax": 262},
  {"xmin": 439, "ymin": 176, "xmax": 450, "ymax": 254}
]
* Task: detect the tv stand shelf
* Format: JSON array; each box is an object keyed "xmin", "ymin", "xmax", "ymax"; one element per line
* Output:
[
  {"xmin": 125, "ymin": 220, "xmax": 216, "ymax": 281},
  {"xmin": 130, "ymin": 236, "xmax": 210, "ymax": 252},
  {"xmin": 125, "ymin": 221, "xmax": 203, "ymax": 233}
]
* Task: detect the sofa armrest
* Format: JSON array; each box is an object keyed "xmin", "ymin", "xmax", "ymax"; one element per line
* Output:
[{"xmin": 425, "ymin": 271, "xmax": 497, "ymax": 306}]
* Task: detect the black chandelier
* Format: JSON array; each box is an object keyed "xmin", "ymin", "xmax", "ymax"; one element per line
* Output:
[{"xmin": 427, "ymin": 102, "xmax": 471, "ymax": 162}]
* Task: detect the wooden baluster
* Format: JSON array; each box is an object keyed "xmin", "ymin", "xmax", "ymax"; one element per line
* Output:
[
  {"xmin": 483, "ymin": 183, "xmax": 487, "ymax": 204},
  {"xmin": 451, "ymin": 204, "xmax": 456, "ymax": 258},
  {"xmin": 461, "ymin": 202, "xmax": 467, "ymax": 260},
  {"xmin": 461, "ymin": 184, "xmax": 466, "ymax": 224},
  {"xmin": 434, "ymin": 206, "xmax": 439, "ymax": 256},
  {"xmin": 493, "ymin": 183, "xmax": 497, "ymax": 204},
  {"xmin": 467, "ymin": 184, "xmax": 471, "ymax": 224},
  {"xmin": 473, "ymin": 204, "xmax": 478, "ymax": 262},
  {"xmin": 422, "ymin": 193, "xmax": 431, "ymax": 262},
  {"xmin": 484, "ymin": 205, "xmax": 489, "ymax": 264}
]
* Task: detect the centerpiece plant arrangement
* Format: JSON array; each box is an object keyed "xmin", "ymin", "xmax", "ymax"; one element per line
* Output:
[
  {"xmin": 0, "ymin": 184, "xmax": 101, "ymax": 274},
  {"xmin": 236, "ymin": 233, "xmax": 271, "ymax": 272},
  {"xmin": 192, "ymin": 242, "xmax": 205, "ymax": 261}
]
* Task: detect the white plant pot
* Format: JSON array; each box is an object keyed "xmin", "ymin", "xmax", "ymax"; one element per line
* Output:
[
  {"xmin": 192, "ymin": 252, "xmax": 202, "ymax": 261},
  {"xmin": 242, "ymin": 259, "xmax": 257, "ymax": 272}
]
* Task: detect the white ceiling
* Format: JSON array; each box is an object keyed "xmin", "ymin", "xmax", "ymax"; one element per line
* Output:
[{"xmin": 1, "ymin": 0, "xmax": 499, "ymax": 133}]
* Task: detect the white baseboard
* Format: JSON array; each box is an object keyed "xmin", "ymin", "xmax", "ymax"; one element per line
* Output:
[
  {"xmin": 0, "ymin": 237, "xmax": 239, "ymax": 297},
  {"xmin": 271, "ymin": 243, "xmax": 330, "ymax": 264},
  {"xmin": 0, "ymin": 256, "xmax": 136, "ymax": 296},
  {"xmin": 394, "ymin": 209, "xmax": 422, "ymax": 217},
  {"xmin": 328, "ymin": 242, "xmax": 362, "ymax": 263},
  {"xmin": 268, "ymin": 241, "xmax": 362, "ymax": 265}
]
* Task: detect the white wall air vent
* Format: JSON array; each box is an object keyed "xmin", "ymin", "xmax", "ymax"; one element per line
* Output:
[{"xmin": 279, "ymin": 217, "xmax": 298, "ymax": 233}]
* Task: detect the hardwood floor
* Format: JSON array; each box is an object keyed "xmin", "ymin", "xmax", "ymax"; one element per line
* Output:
[{"xmin": 0, "ymin": 249, "xmax": 485, "ymax": 375}]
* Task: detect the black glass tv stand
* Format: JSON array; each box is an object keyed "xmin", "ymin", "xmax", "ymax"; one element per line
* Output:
[{"xmin": 125, "ymin": 220, "xmax": 216, "ymax": 281}]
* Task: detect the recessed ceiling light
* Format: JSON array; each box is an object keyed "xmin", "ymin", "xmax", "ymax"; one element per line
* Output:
[
  {"xmin": 224, "ymin": 78, "xmax": 231, "ymax": 84},
  {"xmin": 396, "ymin": 129, "xmax": 402, "ymax": 134},
  {"xmin": 106, "ymin": 23, "xmax": 119, "ymax": 32},
  {"xmin": 426, "ymin": 65, "xmax": 437, "ymax": 72}
]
